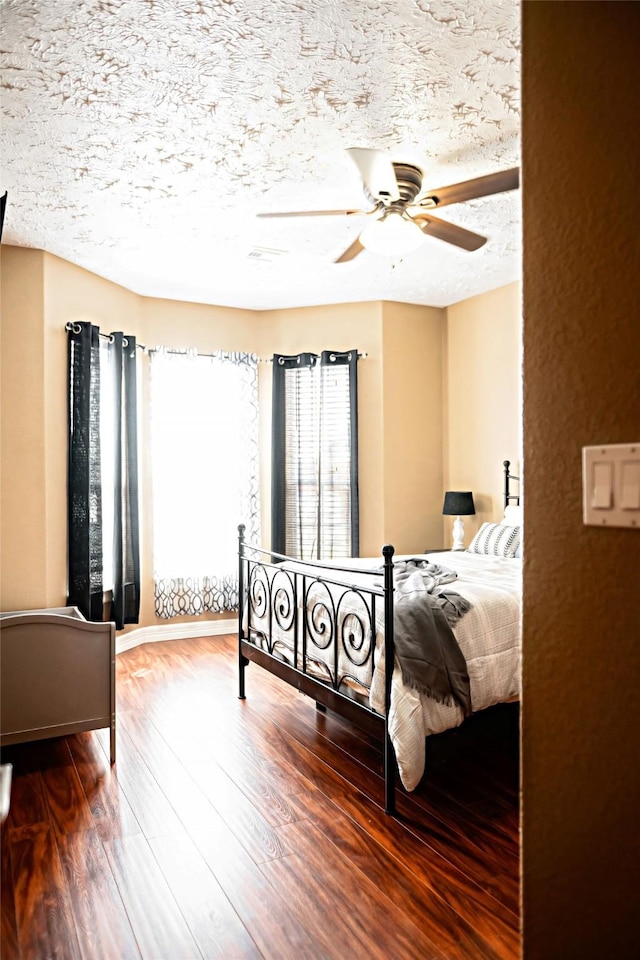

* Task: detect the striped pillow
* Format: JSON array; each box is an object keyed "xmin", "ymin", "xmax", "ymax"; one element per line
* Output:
[{"xmin": 467, "ymin": 522, "xmax": 521, "ymax": 558}]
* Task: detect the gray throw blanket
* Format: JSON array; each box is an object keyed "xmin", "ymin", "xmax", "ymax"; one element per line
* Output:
[{"xmin": 391, "ymin": 560, "xmax": 472, "ymax": 716}]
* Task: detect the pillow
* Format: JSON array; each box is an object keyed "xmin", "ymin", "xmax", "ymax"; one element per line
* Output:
[
  {"xmin": 501, "ymin": 505, "xmax": 523, "ymax": 557},
  {"xmin": 467, "ymin": 522, "xmax": 521, "ymax": 558},
  {"xmin": 502, "ymin": 504, "xmax": 523, "ymax": 526}
]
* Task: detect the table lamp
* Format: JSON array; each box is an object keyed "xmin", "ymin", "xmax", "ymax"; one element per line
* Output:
[{"xmin": 442, "ymin": 491, "xmax": 476, "ymax": 551}]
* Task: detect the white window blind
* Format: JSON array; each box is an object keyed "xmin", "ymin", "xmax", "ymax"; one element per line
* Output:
[{"xmin": 274, "ymin": 351, "xmax": 358, "ymax": 561}]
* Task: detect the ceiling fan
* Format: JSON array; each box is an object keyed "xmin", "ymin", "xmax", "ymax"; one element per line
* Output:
[{"xmin": 257, "ymin": 147, "xmax": 519, "ymax": 263}]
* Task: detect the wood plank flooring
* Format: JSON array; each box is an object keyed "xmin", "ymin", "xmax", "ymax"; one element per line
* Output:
[{"xmin": 0, "ymin": 634, "xmax": 520, "ymax": 959}]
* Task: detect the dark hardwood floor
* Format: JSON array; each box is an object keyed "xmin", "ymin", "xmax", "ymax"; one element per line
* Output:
[{"xmin": 1, "ymin": 634, "xmax": 520, "ymax": 959}]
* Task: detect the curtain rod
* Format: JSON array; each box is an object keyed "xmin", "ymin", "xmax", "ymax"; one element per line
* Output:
[
  {"xmin": 148, "ymin": 348, "xmax": 368, "ymax": 362},
  {"xmin": 148, "ymin": 346, "xmax": 251, "ymax": 360},
  {"xmin": 66, "ymin": 326, "xmax": 367, "ymax": 362},
  {"xmin": 263, "ymin": 351, "xmax": 367, "ymax": 362},
  {"xmin": 65, "ymin": 322, "xmax": 147, "ymax": 351}
]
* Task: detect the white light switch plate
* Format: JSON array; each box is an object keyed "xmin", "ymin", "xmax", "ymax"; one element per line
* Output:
[{"xmin": 583, "ymin": 443, "xmax": 640, "ymax": 528}]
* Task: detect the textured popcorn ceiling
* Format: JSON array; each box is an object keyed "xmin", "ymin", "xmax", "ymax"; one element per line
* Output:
[{"xmin": 0, "ymin": 0, "xmax": 521, "ymax": 310}]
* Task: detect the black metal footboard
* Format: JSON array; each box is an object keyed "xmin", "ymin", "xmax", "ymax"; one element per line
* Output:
[{"xmin": 237, "ymin": 524, "xmax": 397, "ymax": 814}]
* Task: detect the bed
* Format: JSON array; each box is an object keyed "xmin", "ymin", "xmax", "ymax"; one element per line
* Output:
[
  {"xmin": 0, "ymin": 606, "xmax": 116, "ymax": 763},
  {"xmin": 238, "ymin": 462, "xmax": 521, "ymax": 813}
]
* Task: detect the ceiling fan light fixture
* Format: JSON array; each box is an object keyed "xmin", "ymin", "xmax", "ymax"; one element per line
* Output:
[{"xmin": 359, "ymin": 212, "xmax": 425, "ymax": 256}]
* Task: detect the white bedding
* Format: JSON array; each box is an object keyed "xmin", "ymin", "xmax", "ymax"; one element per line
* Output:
[
  {"xmin": 243, "ymin": 550, "xmax": 521, "ymax": 792},
  {"xmin": 370, "ymin": 551, "xmax": 521, "ymax": 789}
]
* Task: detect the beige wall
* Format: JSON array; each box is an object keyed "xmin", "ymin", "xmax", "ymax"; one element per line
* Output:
[
  {"xmin": 382, "ymin": 301, "xmax": 446, "ymax": 554},
  {"xmin": 44, "ymin": 254, "xmax": 143, "ymax": 609},
  {"xmin": 261, "ymin": 301, "xmax": 386, "ymax": 556},
  {"xmin": 264, "ymin": 300, "xmax": 451, "ymax": 556},
  {"xmin": 0, "ymin": 252, "xmax": 262, "ymax": 621},
  {"xmin": 137, "ymin": 296, "xmax": 263, "ymax": 627},
  {"xmin": 445, "ymin": 282, "xmax": 522, "ymax": 544},
  {"xmin": 522, "ymin": 2, "xmax": 639, "ymax": 956},
  {"xmin": 1, "ymin": 247, "xmax": 48, "ymax": 607},
  {"xmin": 3, "ymin": 260, "xmax": 465, "ymax": 621}
]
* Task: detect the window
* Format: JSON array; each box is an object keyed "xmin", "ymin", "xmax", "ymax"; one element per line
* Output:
[
  {"xmin": 271, "ymin": 350, "xmax": 359, "ymax": 560},
  {"xmin": 149, "ymin": 349, "xmax": 259, "ymax": 618}
]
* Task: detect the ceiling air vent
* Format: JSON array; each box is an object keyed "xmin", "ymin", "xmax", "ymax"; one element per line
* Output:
[{"xmin": 247, "ymin": 246, "xmax": 287, "ymax": 262}]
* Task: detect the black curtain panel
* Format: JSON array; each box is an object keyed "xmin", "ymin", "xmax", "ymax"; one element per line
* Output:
[
  {"xmin": 108, "ymin": 332, "xmax": 141, "ymax": 629},
  {"xmin": 67, "ymin": 323, "xmax": 104, "ymax": 621},
  {"xmin": 326, "ymin": 349, "xmax": 360, "ymax": 558},
  {"xmin": 67, "ymin": 323, "xmax": 140, "ymax": 628},
  {"xmin": 271, "ymin": 352, "xmax": 316, "ymax": 558},
  {"xmin": 271, "ymin": 349, "xmax": 359, "ymax": 560}
]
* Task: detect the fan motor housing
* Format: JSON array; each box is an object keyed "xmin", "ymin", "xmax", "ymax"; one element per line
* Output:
[{"xmin": 391, "ymin": 163, "xmax": 423, "ymax": 204}]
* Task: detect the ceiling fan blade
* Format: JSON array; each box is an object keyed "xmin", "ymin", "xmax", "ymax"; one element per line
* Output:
[
  {"xmin": 420, "ymin": 167, "xmax": 520, "ymax": 208},
  {"xmin": 334, "ymin": 236, "xmax": 365, "ymax": 263},
  {"xmin": 257, "ymin": 207, "xmax": 369, "ymax": 218},
  {"xmin": 412, "ymin": 213, "xmax": 487, "ymax": 251},
  {"xmin": 347, "ymin": 147, "xmax": 400, "ymax": 202}
]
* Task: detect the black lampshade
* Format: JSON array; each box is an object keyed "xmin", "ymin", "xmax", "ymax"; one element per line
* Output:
[{"xmin": 442, "ymin": 491, "xmax": 475, "ymax": 516}]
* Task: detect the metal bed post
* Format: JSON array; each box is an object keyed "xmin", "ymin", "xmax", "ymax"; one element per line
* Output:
[
  {"xmin": 503, "ymin": 460, "xmax": 520, "ymax": 507},
  {"xmin": 503, "ymin": 461, "xmax": 511, "ymax": 507},
  {"xmin": 238, "ymin": 524, "xmax": 249, "ymax": 699},
  {"xmin": 382, "ymin": 543, "xmax": 396, "ymax": 814}
]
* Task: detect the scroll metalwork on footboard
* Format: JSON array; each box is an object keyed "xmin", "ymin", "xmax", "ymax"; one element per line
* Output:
[{"xmin": 237, "ymin": 524, "xmax": 398, "ymax": 813}]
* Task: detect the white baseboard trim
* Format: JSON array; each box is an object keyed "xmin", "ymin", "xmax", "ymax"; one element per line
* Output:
[{"xmin": 116, "ymin": 618, "xmax": 238, "ymax": 655}]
